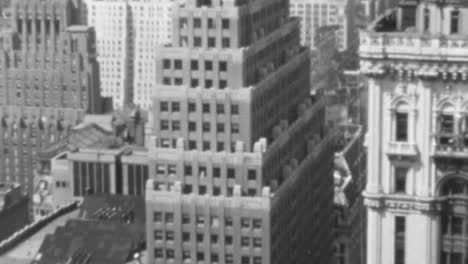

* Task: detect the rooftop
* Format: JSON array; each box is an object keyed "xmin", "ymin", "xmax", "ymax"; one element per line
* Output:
[
  {"xmin": 79, "ymin": 195, "xmax": 145, "ymax": 225},
  {"xmin": 0, "ymin": 209, "xmax": 79, "ymax": 263}
]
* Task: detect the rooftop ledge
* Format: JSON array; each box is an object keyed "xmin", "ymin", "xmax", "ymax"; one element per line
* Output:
[{"xmin": 359, "ymin": 30, "xmax": 468, "ymax": 61}]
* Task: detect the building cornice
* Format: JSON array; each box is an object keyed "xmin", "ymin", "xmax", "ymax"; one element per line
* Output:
[{"xmin": 363, "ymin": 192, "xmax": 442, "ymax": 213}]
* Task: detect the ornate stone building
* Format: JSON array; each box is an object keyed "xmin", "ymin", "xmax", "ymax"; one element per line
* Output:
[{"xmin": 360, "ymin": 1, "xmax": 468, "ymax": 263}]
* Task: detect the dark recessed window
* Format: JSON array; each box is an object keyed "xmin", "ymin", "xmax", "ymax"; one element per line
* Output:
[
  {"xmin": 194, "ymin": 18, "xmax": 201, "ymax": 28},
  {"xmin": 194, "ymin": 37, "xmax": 202, "ymax": 47},
  {"xmin": 395, "ymin": 112, "xmax": 408, "ymax": 142},
  {"xmin": 451, "ymin": 10, "xmax": 460, "ymax": 34},
  {"xmin": 231, "ymin": 104, "xmax": 239, "ymax": 115},
  {"xmin": 163, "ymin": 59, "xmax": 171, "ymax": 69},
  {"xmin": 219, "ymin": 80, "xmax": 227, "ymax": 89},
  {"xmin": 205, "ymin": 61, "xmax": 213, "ymax": 71},
  {"xmin": 174, "ymin": 59, "xmax": 182, "ymax": 69},
  {"xmin": 222, "ymin": 18, "xmax": 230, "ymax": 29},
  {"xmin": 219, "ymin": 61, "xmax": 228, "ymax": 71},
  {"xmin": 189, "ymin": 122, "xmax": 197, "ymax": 132},
  {"xmin": 191, "ymin": 78, "xmax": 199, "ymax": 88},
  {"xmin": 191, "ymin": 60, "xmax": 199, "ymax": 70},
  {"xmin": 160, "ymin": 101, "xmax": 169, "ymax": 112},
  {"xmin": 394, "ymin": 167, "xmax": 408, "ymax": 193},
  {"xmin": 188, "ymin": 102, "xmax": 196, "ymax": 112},
  {"xmin": 208, "ymin": 37, "xmax": 216, "ymax": 48},
  {"xmin": 203, "ymin": 103, "xmax": 210, "ymax": 113},
  {"xmin": 217, "ymin": 104, "xmax": 225, "ymax": 114}
]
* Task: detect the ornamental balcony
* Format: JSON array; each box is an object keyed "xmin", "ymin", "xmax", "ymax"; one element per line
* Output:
[
  {"xmin": 432, "ymin": 133, "xmax": 468, "ymax": 159},
  {"xmin": 386, "ymin": 141, "xmax": 418, "ymax": 157}
]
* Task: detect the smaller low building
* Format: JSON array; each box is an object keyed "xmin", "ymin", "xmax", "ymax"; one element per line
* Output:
[
  {"xmin": 32, "ymin": 195, "xmax": 146, "ymax": 264},
  {"xmin": 0, "ymin": 182, "xmax": 29, "ymax": 242}
]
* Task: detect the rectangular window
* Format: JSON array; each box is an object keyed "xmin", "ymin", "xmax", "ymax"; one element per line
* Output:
[
  {"xmin": 440, "ymin": 114, "xmax": 454, "ymax": 134},
  {"xmin": 197, "ymin": 233, "xmax": 204, "ymax": 243},
  {"xmin": 205, "ymin": 61, "xmax": 213, "ymax": 71},
  {"xmin": 219, "ymin": 80, "xmax": 227, "ymax": 89},
  {"xmin": 160, "ymin": 120, "xmax": 169, "ymax": 130},
  {"xmin": 182, "ymin": 213, "xmax": 190, "ymax": 224},
  {"xmin": 217, "ymin": 123, "xmax": 225, "ymax": 133},
  {"xmin": 188, "ymin": 140, "xmax": 197, "ymax": 150},
  {"xmin": 423, "ymin": 8, "xmax": 430, "ymax": 31},
  {"xmin": 395, "ymin": 112, "xmax": 408, "ymax": 142},
  {"xmin": 208, "ymin": 37, "xmax": 216, "ymax": 47},
  {"xmin": 160, "ymin": 101, "xmax": 169, "ymax": 112},
  {"xmin": 191, "ymin": 60, "xmax": 199, "ymax": 70},
  {"xmin": 227, "ymin": 168, "xmax": 235, "ymax": 179},
  {"xmin": 219, "ymin": 61, "xmax": 228, "ymax": 71},
  {"xmin": 217, "ymin": 142, "xmax": 224, "ymax": 151},
  {"xmin": 154, "ymin": 230, "xmax": 163, "ymax": 240},
  {"xmin": 191, "ymin": 79, "xmax": 199, "ymax": 88},
  {"xmin": 222, "ymin": 18, "xmax": 230, "ymax": 29},
  {"xmin": 225, "ymin": 216, "xmax": 233, "ymax": 226},
  {"xmin": 188, "ymin": 102, "xmax": 196, "ymax": 112},
  {"xmin": 241, "ymin": 217, "xmax": 250, "ymax": 228},
  {"xmin": 153, "ymin": 212, "xmax": 163, "ymax": 222},
  {"xmin": 395, "ymin": 216, "xmax": 406, "ymax": 264},
  {"xmin": 202, "ymin": 122, "xmax": 211, "ymax": 132},
  {"xmin": 194, "ymin": 18, "xmax": 201, "ymax": 28},
  {"xmin": 222, "ymin": 37, "xmax": 230, "ymax": 48},
  {"xmin": 172, "ymin": 121, "xmax": 180, "ymax": 131},
  {"xmin": 231, "ymin": 123, "xmax": 240, "ymax": 134},
  {"xmin": 166, "ymin": 231, "xmax": 175, "ymax": 241},
  {"xmin": 203, "ymin": 103, "xmax": 210, "ymax": 113},
  {"xmin": 194, "ymin": 37, "xmax": 202, "ymax": 47},
  {"xmin": 203, "ymin": 141, "xmax": 210, "ymax": 151},
  {"xmin": 231, "ymin": 104, "xmax": 239, "ymax": 115},
  {"xmin": 241, "ymin": 236, "xmax": 250, "ymax": 247},
  {"xmin": 165, "ymin": 212, "xmax": 174, "ymax": 223},
  {"xmin": 217, "ymin": 104, "xmax": 225, "ymax": 114},
  {"xmin": 189, "ymin": 122, "xmax": 197, "ymax": 132},
  {"xmin": 183, "ymin": 232, "xmax": 190, "ymax": 242},
  {"xmin": 394, "ymin": 167, "xmax": 408, "ymax": 193},
  {"xmin": 208, "ymin": 18, "xmax": 215, "ymax": 28},
  {"xmin": 206, "ymin": 79, "xmax": 213, "ymax": 88},
  {"xmin": 163, "ymin": 59, "xmax": 171, "ymax": 69},
  {"xmin": 171, "ymin": 102, "xmax": 180, "ymax": 112},
  {"xmin": 225, "ymin": 235, "xmax": 233, "ymax": 245},
  {"xmin": 184, "ymin": 165, "xmax": 192, "ymax": 176},
  {"xmin": 154, "ymin": 248, "xmax": 163, "ymax": 258},
  {"xmin": 174, "ymin": 59, "xmax": 182, "ymax": 70},
  {"xmin": 451, "ymin": 10, "xmax": 460, "ymax": 34},
  {"xmin": 451, "ymin": 216, "xmax": 463, "ymax": 235}
]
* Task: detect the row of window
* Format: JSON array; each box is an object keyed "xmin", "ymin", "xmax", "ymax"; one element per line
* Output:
[
  {"xmin": 162, "ymin": 77, "xmax": 228, "ymax": 89},
  {"xmin": 154, "ymin": 230, "xmax": 262, "ymax": 247},
  {"xmin": 179, "ymin": 17, "xmax": 230, "ymax": 30},
  {"xmin": 153, "ymin": 212, "xmax": 262, "ymax": 228},
  {"xmin": 160, "ymin": 120, "xmax": 240, "ymax": 134},
  {"xmin": 158, "ymin": 138, "xmax": 238, "ymax": 152},
  {"xmin": 163, "ymin": 59, "xmax": 228, "ymax": 72},
  {"xmin": 155, "ymin": 163, "xmax": 257, "ymax": 180},
  {"xmin": 160, "ymin": 101, "xmax": 239, "ymax": 114},
  {"xmin": 154, "ymin": 248, "xmax": 262, "ymax": 264}
]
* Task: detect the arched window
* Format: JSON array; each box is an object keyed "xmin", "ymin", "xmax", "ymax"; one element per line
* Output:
[{"xmin": 438, "ymin": 103, "xmax": 456, "ymax": 145}]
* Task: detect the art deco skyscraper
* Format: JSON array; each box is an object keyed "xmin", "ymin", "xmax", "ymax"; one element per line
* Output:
[
  {"xmin": 0, "ymin": 0, "xmax": 104, "ymax": 194},
  {"xmin": 85, "ymin": 0, "xmax": 177, "ymax": 109},
  {"xmin": 361, "ymin": 1, "xmax": 468, "ymax": 263},
  {"xmin": 144, "ymin": 0, "xmax": 336, "ymax": 263}
]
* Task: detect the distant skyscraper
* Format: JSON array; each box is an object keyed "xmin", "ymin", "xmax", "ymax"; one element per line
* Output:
[
  {"xmin": 290, "ymin": 0, "xmax": 350, "ymax": 50},
  {"xmin": 361, "ymin": 1, "xmax": 468, "ymax": 263},
  {"xmin": 143, "ymin": 0, "xmax": 336, "ymax": 264},
  {"xmin": 85, "ymin": 0, "xmax": 176, "ymax": 109},
  {"xmin": 0, "ymin": 0, "xmax": 104, "ymax": 194}
]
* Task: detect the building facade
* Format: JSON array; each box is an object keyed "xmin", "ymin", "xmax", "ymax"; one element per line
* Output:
[
  {"xmin": 0, "ymin": 182, "xmax": 29, "ymax": 241},
  {"xmin": 0, "ymin": 0, "xmax": 105, "ymax": 195},
  {"xmin": 144, "ymin": 0, "xmax": 335, "ymax": 264},
  {"xmin": 85, "ymin": 0, "xmax": 176, "ymax": 109},
  {"xmin": 290, "ymin": 0, "xmax": 350, "ymax": 50},
  {"xmin": 360, "ymin": 1, "xmax": 468, "ymax": 263}
]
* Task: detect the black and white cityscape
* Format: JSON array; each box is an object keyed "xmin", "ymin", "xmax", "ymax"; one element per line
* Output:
[{"xmin": 0, "ymin": 0, "xmax": 463, "ymax": 264}]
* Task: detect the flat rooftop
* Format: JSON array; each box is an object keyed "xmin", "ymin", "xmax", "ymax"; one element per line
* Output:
[{"xmin": 0, "ymin": 209, "xmax": 79, "ymax": 263}]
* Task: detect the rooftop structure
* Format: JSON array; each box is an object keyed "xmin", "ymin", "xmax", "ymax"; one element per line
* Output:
[
  {"xmin": 360, "ymin": 1, "xmax": 468, "ymax": 264},
  {"xmin": 0, "ymin": 182, "xmax": 29, "ymax": 242}
]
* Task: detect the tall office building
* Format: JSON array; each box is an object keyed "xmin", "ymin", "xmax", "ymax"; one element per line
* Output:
[
  {"xmin": 290, "ymin": 0, "xmax": 350, "ymax": 50},
  {"xmin": 85, "ymin": 0, "xmax": 176, "ymax": 109},
  {"xmin": 360, "ymin": 1, "xmax": 468, "ymax": 263},
  {"xmin": 144, "ymin": 0, "xmax": 336, "ymax": 264},
  {"xmin": 0, "ymin": 0, "xmax": 104, "ymax": 194}
]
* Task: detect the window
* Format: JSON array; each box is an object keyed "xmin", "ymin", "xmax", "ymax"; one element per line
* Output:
[
  {"xmin": 451, "ymin": 10, "xmax": 460, "ymax": 34},
  {"xmin": 191, "ymin": 60, "xmax": 199, "ymax": 70},
  {"xmin": 225, "ymin": 235, "xmax": 233, "ymax": 245},
  {"xmin": 219, "ymin": 61, "xmax": 227, "ymax": 71},
  {"xmin": 189, "ymin": 122, "xmax": 197, "ymax": 132},
  {"xmin": 171, "ymin": 102, "xmax": 180, "ymax": 112},
  {"xmin": 231, "ymin": 104, "xmax": 239, "ymax": 115},
  {"xmin": 194, "ymin": 18, "xmax": 201, "ymax": 28},
  {"xmin": 183, "ymin": 251, "xmax": 191, "ymax": 261},
  {"xmin": 211, "ymin": 234, "xmax": 219, "ymax": 244},
  {"xmin": 203, "ymin": 122, "xmax": 211, "ymax": 132},
  {"xmin": 160, "ymin": 102, "xmax": 169, "ymax": 112},
  {"xmin": 196, "ymin": 215, "xmax": 205, "ymax": 225},
  {"xmin": 395, "ymin": 216, "xmax": 406, "ymax": 264},
  {"xmin": 253, "ymin": 237, "xmax": 262, "ymax": 248},
  {"xmin": 227, "ymin": 168, "xmax": 235, "ymax": 179},
  {"xmin": 188, "ymin": 102, "xmax": 196, "ymax": 112},
  {"xmin": 440, "ymin": 114, "xmax": 454, "ymax": 134},
  {"xmin": 217, "ymin": 123, "xmax": 225, "ymax": 133},
  {"xmin": 231, "ymin": 123, "xmax": 240, "ymax": 134},
  {"xmin": 213, "ymin": 167, "xmax": 221, "ymax": 177},
  {"xmin": 205, "ymin": 61, "xmax": 213, "ymax": 71},
  {"xmin": 197, "ymin": 252, "xmax": 205, "ymax": 261},
  {"xmin": 166, "ymin": 231, "xmax": 175, "ymax": 241},
  {"xmin": 222, "ymin": 18, "xmax": 230, "ymax": 29},
  {"xmin": 191, "ymin": 78, "xmax": 199, "ymax": 88},
  {"xmin": 197, "ymin": 233, "xmax": 204, "ymax": 243},
  {"xmin": 451, "ymin": 216, "xmax": 463, "ymax": 235},
  {"xmin": 174, "ymin": 59, "xmax": 182, "ymax": 70},
  {"xmin": 241, "ymin": 236, "xmax": 250, "ymax": 247},
  {"xmin": 208, "ymin": 37, "xmax": 216, "ymax": 47},
  {"xmin": 189, "ymin": 140, "xmax": 197, "ymax": 150},
  {"xmin": 203, "ymin": 141, "xmax": 210, "ymax": 151},
  {"xmin": 253, "ymin": 219, "xmax": 262, "ymax": 229},
  {"xmin": 211, "ymin": 253, "xmax": 219, "ymax": 263},
  {"xmin": 183, "ymin": 232, "xmax": 190, "ymax": 242},
  {"xmin": 163, "ymin": 59, "xmax": 171, "ymax": 69},
  {"xmin": 206, "ymin": 79, "xmax": 213, "ymax": 88},
  {"xmin": 423, "ymin": 8, "xmax": 430, "ymax": 31},
  {"xmin": 165, "ymin": 212, "xmax": 174, "ymax": 223},
  {"xmin": 219, "ymin": 80, "xmax": 228, "ymax": 89},
  {"xmin": 225, "ymin": 216, "xmax": 233, "ymax": 226},
  {"xmin": 194, "ymin": 37, "xmax": 202, "ymax": 47},
  {"xmin": 183, "ymin": 213, "xmax": 190, "ymax": 224},
  {"xmin": 217, "ymin": 142, "xmax": 224, "ymax": 151},
  {"xmin": 253, "ymin": 257, "xmax": 262, "ymax": 264},
  {"xmin": 203, "ymin": 103, "xmax": 210, "ymax": 113},
  {"xmin": 184, "ymin": 165, "xmax": 193, "ymax": 176},
  {"xmin": 226, "ymin": 254, "xmax": 234, "ymax": 264},
  {"xmin": 154, "ymin": 230, "xmax": 163, "ymax": 240},
  {"xmin": 395, "ymin": 112, "xmax": 408, "ymax": 142},
  {"xmin": 160, "ymin": 120, "xmax": 169, "ymax": 130},
  {"xmin": 154, "ymin": 248, "xmax": 163, "ymax": 258},
  {"xmin": 217, "ymin": 104, "xmax": 225, "ymax": 114},
  {"xmin": 213, "ymin": 186, "xmax": 221, "ymax": 195},
  {"xmin": 242, "ymin": 256, "xmax": 250, "ymax": 264},
  {"xmin": 208, "ymin": 18, "xmax": 215, "ymax": 28},
  {"xmin": 241, "ymin": 217, "xmax": 250, "ymax": 228},
  {"xmin": 154, "ymin": 212, "xmax": 163, "ymax": 222},
  {"xmin": 199, "ymin": 185, "xmax": 207, "ymax": 194},
  {"xmin": 394, "ymin": 167, "xmax": 408, "ymax": 193},
  {"xmin": 248, "ymin": 169, "xmax": 257, "ymax": 180},
  {"xmin": 172, "ymin": 121, "xmax": 180, "ymax": 131},
  {"xmin": 156, "ymin": 164, "xmax": 165, "ymax": 174},
  {"xmin": 222, "ymin": 37, "xmax": 230, "ymax": 48},
  {"xmin": 163, "ymin": 77, "xmax": 171, "ymax": 85},
  {"xmin": 167, "ymin": 249, "xmax": 174, "ymax": 260}
]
